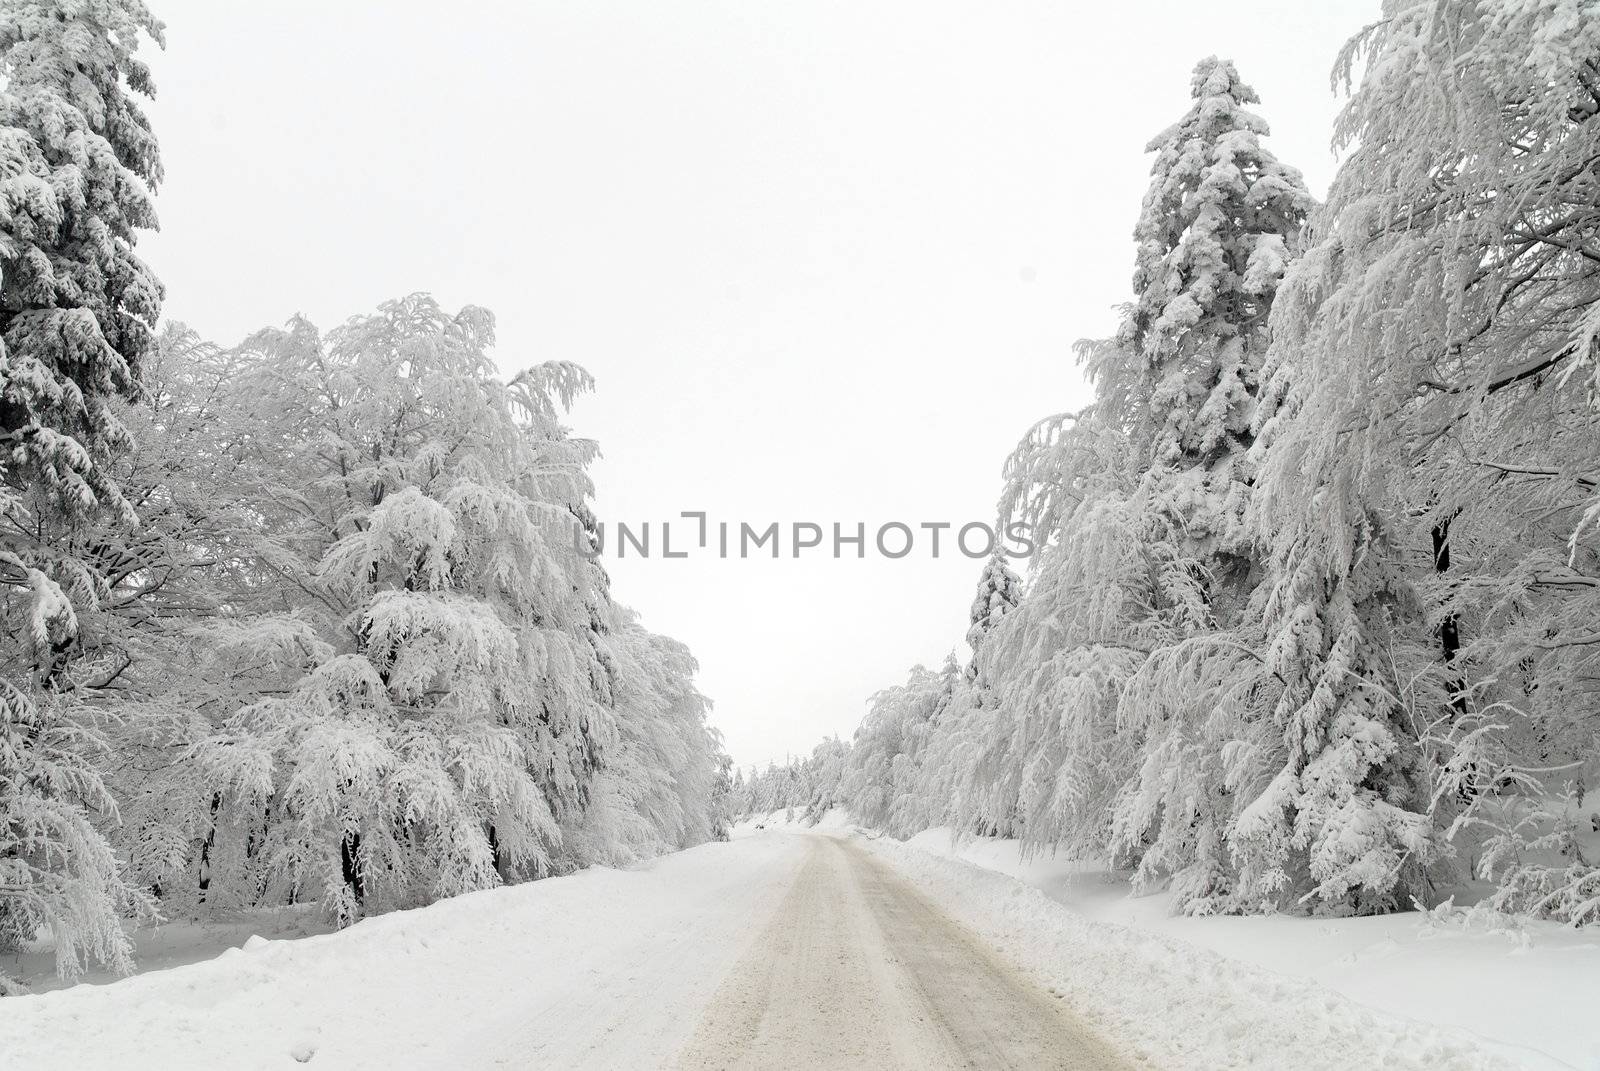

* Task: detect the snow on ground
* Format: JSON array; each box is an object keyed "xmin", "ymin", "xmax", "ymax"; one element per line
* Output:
[
  {"xmin": 5, "ymin": 908, "xmax": 333, "ymax": 996},
  {"xmin": 0, "ymin": 835, "xmax": 809, "ymax": 1070},
  {"xmin": 872, "ymin": 828, "xmax": 1595, "ymax": 1071},
  {"xmin": 4, "ymin": 815, "xmax": 1584, "ymax": 1071}
]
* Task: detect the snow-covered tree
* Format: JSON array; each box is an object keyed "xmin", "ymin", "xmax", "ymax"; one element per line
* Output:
[
  {"xmin": 89, "ymin": 297, "xmax": 616, "ymax": 925},
  {"xmin": 1084, "ymin": 56, "xmax": 1313, "ymax": 473},
  {"xmin": 84, "ymin": 325, "xmax": 270, "ymax": 914},
  {"xmin": 1067, "ymin": 58, "xmax": 1317, "ymax": 913},
  {"xmin": 1248, "ymin": 0, "xmax": 1600, "ymax": 919},
  {"xmin": 965, "ymin": 551, "xmax": 1020, "ymax": 686},
  {"xmin": 0, "ymin": 0, "xmax": 164, "ymax": 513},
  {"xmin": 565, "ymin": 622, "xmax": 725, "ymax": 864},
  {"xmin": 966, "ymin": 411, "xmax": 1150, "ymax": 850},
  {"xmin": 0, "ymin": 0, "xmax": 164, "ymax": 986},
  {"xmin": 840, "ymin": 664, "xmax": 946, "ymax": 836},
  {"xmin": 798, "ymin": 736, "xmax": 851, "ymax": 823}
]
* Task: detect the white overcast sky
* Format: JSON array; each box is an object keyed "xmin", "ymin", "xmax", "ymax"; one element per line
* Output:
[{"xmin": 141, "ymin": 0, "xmax": 1377, "ymax": 770}]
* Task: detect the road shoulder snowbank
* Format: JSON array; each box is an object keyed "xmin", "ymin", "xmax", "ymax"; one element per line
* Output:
[
  {"xmin": 0, "ymin": 834, "xmax": 809, "ymax": 1071},
  {"xmin": 862, "ymin": 831, "xmax": 1530, "ymax": 1071}
]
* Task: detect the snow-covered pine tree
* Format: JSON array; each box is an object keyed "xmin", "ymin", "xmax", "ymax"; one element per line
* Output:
[
  {"xmin": 0, "ymin": 0, "xmax": 164, "ymax": 985},
  {"xmin": 1073, "ymin": 57, "xmax": 1315, "ymax": 913},
  {"xmin": 0, "ymin": 0, "xmax": 164, "ymax": 509},
  {"xmin": 1084, "ymin": 57, "xmax": 1313, "ymax": 475},
  {"xmin": 965, "ymin": 550, "xmax": 1020, "ymax": 687},
  {"xmin": 946, "ymin": 62, "xmax": 1313, "ymax": 898},
  {"xmin": 1250, "ymin": 0, "xmax": 1600, "ymax": 920}
]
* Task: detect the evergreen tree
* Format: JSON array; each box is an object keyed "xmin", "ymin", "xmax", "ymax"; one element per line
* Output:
[
  {"xmin": 0, "ymin": 0, "xmax": 164, "ymax": 986},
  {"xmin": 1086, "ymin": 57, "xmax": 1313, "ymax": 472},
  {"xmin": 1078, "ymin": 58, "xmax": 1315, "ymax": 913},
  {"xmin": 0, "ymin": 0, "xmax": 164, "ymax": 504},
  {"xmin": 965, "ymin": 550, "xmax": 1021, "ymax": 686}
]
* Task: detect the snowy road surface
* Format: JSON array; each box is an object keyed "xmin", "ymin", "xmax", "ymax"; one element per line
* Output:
[
  {"xmin": 0, "ymin": 826, "xmax": 1522, "ymax": 1070},
  {"xmin": 0, "ymin": 829, "xmax": 1129, "ymax": 1070},
  {"xmin": 677, "ymin": 835, "xmax": 1130, "ymax": 1070}
]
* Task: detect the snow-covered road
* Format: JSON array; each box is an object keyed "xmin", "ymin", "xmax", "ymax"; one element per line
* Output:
[
  {"xmin": 0, "ymin": 828, "xmax": 1131, "ymax": 1070},
  {"xmin": 677, "ymin": 835, "xmax": 1130, "ymax": 1070},
  {"xmin": 0, "ymin": 826, "xmax": 1526, "ymax": 1070}
]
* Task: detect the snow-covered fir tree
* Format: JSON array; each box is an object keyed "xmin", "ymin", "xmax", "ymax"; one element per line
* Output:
[
  {"xmin": 1076, "ymin": 57, "xmax": 1316, "ymax": 913},
  {"xmin": 1083, "ymin": 56, "xmax": 1313, "ymax": 474},
  {"xmin": 965, "ymin": 550, "xmax": 1021, "ymax": 686},
  {"xmin": 0, "ymin": 0, "xmax": 165, "ymax": 986}
]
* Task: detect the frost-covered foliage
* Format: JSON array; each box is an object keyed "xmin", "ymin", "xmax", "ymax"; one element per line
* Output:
[
  {"xmin": 803, "ymin": 24, "xmax": 1600, "ymax": 927},
  {"xmin": 1082, "ymin": 56, "xmax": 1313, "ymax": 471},
  {"xmin": 1248, "ymin": 0, "xmax": 1600, "ymax": 922},
  {"xmin": 90, "ymin": 296, "xmax": 726, "ymax": 929},
  {"xmin": 965, "ymin": 550, "xmax": 1020, "ymax": 686},
  {"xmin": 979, "ymin": 57, "xmax": 1316, "ymax": 912},
  {"xmin": 731, "ymin": 736, "xmax": 852, "ymax": 825},
  {"xmin": 0, "ymin": 292, "xmax": 727, "ymax": 990},
  {"xmin": 565, "ymin": 621, "xmax": 729, "ymax": 863},
  {"xmin": 0, "ymin": 0, "xmax": 164, "ymax": 990}
]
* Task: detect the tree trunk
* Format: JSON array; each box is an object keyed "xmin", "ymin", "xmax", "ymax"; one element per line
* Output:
[
  {"xmin": 1433, "ymin": 515, "xmax": 1475, "ymax": 799},
  {"xmin": 340, "ymin": 829, "xmax": 365, "ymax": 906},
  {"xmin": 197, "ymin": 792, "xmax": 222, "ymax": 902}
]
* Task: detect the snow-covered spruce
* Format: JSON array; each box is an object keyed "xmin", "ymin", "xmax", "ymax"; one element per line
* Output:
[{"xmin": 0, "ymin": 0, "xmax": 166, "ymax": 986}]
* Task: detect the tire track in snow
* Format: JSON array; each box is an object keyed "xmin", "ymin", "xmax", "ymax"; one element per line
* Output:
[{"xmin": 676, "ymin": 835, "xmax": 1134, "ymax": 1070}]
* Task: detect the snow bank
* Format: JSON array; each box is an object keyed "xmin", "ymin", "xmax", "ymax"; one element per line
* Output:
[
  {"xmin": 889, "ymin": 829, "xmax": 1596, "ymax": 1071},
  {"xmin": 0, "ymin": 835, "xmax": 809, "ymax": 1070},
  {"xmin": 862, "ymin": 832, "xmax": 1536, "ymax": 1071}
]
